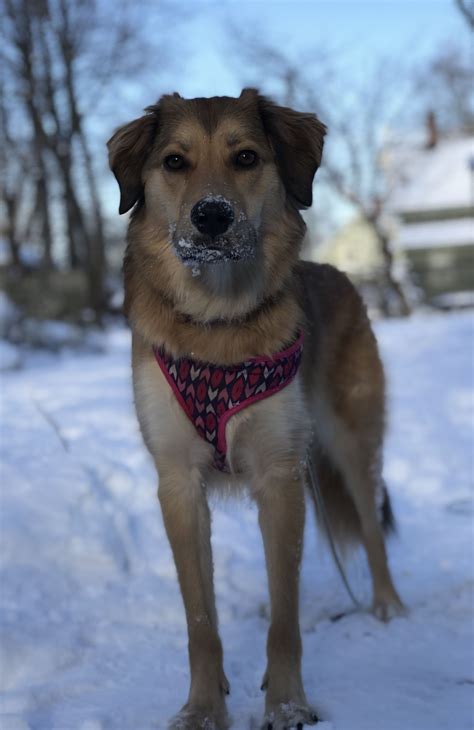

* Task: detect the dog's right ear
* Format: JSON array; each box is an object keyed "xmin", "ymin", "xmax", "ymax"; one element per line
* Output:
[{"xmin": 107, "ymin": 107, "xmax": 159, "ymax": 214}]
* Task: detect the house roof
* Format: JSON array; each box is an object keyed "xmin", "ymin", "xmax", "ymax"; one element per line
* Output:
[{"xmin": 389, "ymin": 136, "xmax": 474, "ymax": 215}]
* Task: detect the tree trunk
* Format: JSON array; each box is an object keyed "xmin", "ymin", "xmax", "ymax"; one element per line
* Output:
[
  {"xmin": 56, "ymin": 148, "xmax": 91, "ymax": 269},
  {"xmin": 371, "ymin": 218, "xmax": 411, "ymax": 317},
  {"xmin": 4, "ymin": 195, "xmax": 23, "ymax": 270},
  {"xmin": 12, "ymin": 0, "xmax": 55, "ymax": 271},
  {"xmin": 36, "ymin": 173, "xmax": 54, "ymax": 270},
  {"xmin": 78, "ymin": 134, "xmax": 106, "ymax": 323},
  {"xmin": 58, "ymin": 0, "xmax": 106, "ymax": 321}
]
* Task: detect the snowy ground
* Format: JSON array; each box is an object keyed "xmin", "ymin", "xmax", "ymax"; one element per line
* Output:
[{"xmin": 1, "ymin": 311, "xmax": 473, "ymax": 730}]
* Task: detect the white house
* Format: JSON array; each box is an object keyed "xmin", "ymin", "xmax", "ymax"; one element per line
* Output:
[{"xmin": 389, "ymin": 134, "xmax": 474, "ymax": 304}]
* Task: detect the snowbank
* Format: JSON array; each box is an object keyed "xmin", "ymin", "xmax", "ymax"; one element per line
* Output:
[{"xmin": 0, "ymin": 313, "xmax": 472, "ymax": 730}]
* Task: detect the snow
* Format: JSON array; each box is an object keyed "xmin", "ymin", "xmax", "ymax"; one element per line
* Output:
[
  {"xmin": 0, "ymin": 341, "xmax": 21, "ymax": 372},
  {"xmin": 201, "ymin": 195, "xmax": 234, "ymax": 206},
  {"xmin": 175, "ymin": 232, "xmax": 255, "ymax": 266},
  {"xmin": 0, "ymin": 292, "xmax": 19, "ymax": 333},
  {"xmin": 389, "ymin": 136, "xmax": 474, "ymax": 213},
  {"xmin": 431, "ymin": 291, "xmax": 474, "ymax": 310},
  {"xmin": 395, "ymin": 218, "xmax": 473, "ymax": 250},
  {"xmin": 1, "ymin": 312, "xmax": 473, "ymax": 730}
]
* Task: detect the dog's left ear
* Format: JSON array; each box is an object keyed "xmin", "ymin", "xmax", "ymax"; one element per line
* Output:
[
  {"xmin": 107, "ymin": 106, "xmax": 159, "ymax": 214},
  {"xmin": 253, "ymin": 91, "xmax": 326, "ymax": 209}
]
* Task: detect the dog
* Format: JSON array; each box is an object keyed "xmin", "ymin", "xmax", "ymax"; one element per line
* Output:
[{"xmin": 107, "ymin": 89, "xmax": 404, "ymax": 730}]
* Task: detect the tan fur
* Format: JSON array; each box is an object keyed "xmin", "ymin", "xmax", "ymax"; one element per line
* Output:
[{"xmin": 108, "ymin": 89, "xmax": 404, "ymax": 730}]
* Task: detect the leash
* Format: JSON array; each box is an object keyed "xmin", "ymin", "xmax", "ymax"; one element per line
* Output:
[{"xmin": 306, "ymin": 454, "xmax": 364, "ymax": 611}]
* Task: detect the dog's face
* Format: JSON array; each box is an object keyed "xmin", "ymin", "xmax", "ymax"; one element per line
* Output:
[
  {"xmin": 140, "ymin": 94, "xmax": 277, "ymax": 267},
  {"xmin": 108, "ymin": 90, "xmax": 326, "ymax": 274}
]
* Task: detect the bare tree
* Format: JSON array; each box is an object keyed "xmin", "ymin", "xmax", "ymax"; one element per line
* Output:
[
  {"xmin": 2, "ymin": 0, "xmax": 101, "ymax": 315},
  {"xmin": 234, "ymin": 36, "xmax": 412, "ymax": 315},
  {"xmin": 1, "ymin": 2, "xmax": 56, "ymax": 271},
  {"xmin": 455, "ymin": 0, "xmax": 474, "ymax": 29},
  {"xmin": 0, "ymin": 76, "xmax": 28, "ymax": 270},
  {"xmin": 1, "ymin": 0, "xmax": 178, "ymax": 323},
  {"xmin": 415, "ymin": 43, "xmax": 474, "ymax": 135}
]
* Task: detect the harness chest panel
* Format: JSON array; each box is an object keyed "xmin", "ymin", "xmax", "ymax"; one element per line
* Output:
[{"xmin": 153, "ymin": 332, "xmax": 304, "ymax": 470}]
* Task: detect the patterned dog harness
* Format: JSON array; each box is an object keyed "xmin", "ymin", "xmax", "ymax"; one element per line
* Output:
[{"xmin": 153, "ymin": 331, "xmax": 304, "ymax": 470}]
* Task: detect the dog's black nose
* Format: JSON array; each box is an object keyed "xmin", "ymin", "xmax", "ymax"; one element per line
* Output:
[{"xmin": 190, "ymin": 198, "xmax": 234, "ymax": 238}]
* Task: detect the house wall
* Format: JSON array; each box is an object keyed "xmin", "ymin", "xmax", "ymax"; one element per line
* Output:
[{"xmin": 406, "ymin": 244, "xmax": 474, "ymax": 300}]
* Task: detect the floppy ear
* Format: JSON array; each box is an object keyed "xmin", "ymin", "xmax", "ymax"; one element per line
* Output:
[
  {"xmin": 107, "ymin": 107, "xmax": 159, "ymax": 214},
  {"xmin": 256, "ymin": 93, "xmax": 326, "ymax": 209}
]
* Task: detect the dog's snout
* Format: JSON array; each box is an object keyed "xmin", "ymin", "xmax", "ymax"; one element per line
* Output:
[{"xmin": 191, "ymin": 199, "xmax": 234, "ymax": 239}]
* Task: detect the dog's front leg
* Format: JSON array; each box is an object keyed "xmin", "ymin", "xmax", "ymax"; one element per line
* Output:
[
  {"xmin": 255, "ymin": 468, "xmax": 319, "ymax": 730},
  {"xmin": 158, "ymin": 466, "xmax": 229, "ymax": 730}
]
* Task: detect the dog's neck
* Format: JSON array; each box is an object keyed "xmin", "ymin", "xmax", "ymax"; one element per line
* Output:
[
  {"xmin": 125, "ymin": 267, "xmax": 303, "ymax": 365},
  {"xmin": 151, "ymin": 285, "xmax": 288, "ymax": 328}
]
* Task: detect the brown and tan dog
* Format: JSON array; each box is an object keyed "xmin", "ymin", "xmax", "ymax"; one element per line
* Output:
[{"xmin": 108, "ymin": 89, "xmax": 404, "ymax": 730}]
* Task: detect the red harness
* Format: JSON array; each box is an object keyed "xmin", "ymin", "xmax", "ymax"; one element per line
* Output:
[{"xmin": 153, "ymin": 331, "xmax": 304, "ymax": 470}]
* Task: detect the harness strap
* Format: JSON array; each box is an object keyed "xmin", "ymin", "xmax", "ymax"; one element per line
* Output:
[{"xmin": 154, "ymin": 331, "xmax": 304, "ymax": 470}]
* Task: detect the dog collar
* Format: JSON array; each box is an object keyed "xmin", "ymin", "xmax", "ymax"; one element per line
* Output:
[{"xmin": 153, "ymin": 331, "xmax": 304, "ymax": 471}]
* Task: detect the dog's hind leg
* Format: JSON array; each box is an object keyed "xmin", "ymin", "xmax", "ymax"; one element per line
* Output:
[
  {"xmin": 158, "ymin": 465, "xmax": 229, "ymax": 730},
  {"xmin": 337, "ymin": 451, "xmax": 404, "ymax": 621},
  {"xmin": 310, "ymin": 397, "xmax": 405, "ymax": 621}
]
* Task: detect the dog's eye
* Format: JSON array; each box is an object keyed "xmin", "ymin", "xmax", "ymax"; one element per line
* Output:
[
  {"xmin": 164, "ymin": 154, "xmax": 187, "ymax": 171},
  {"xmin": 235, "ymin": 150, "xmax": 258, "ymax": 168}
]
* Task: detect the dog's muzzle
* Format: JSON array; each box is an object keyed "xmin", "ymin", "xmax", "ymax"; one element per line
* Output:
[{"xmin": 173, "ymin": 197, "xmax": 257, "ymax": 265}]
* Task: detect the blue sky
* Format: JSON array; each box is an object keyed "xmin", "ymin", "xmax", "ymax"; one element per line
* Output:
[
  {"xmin": 104, "ymin": 0, "xmax": 470, "ymax": 224},
  {"xmin": 152, "ymin": 0, "xmax": 469, "ymax": 101}
]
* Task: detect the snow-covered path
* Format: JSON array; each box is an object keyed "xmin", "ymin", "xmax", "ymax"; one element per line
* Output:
[{"xmin": 1, "ymin": 312, "xmax": 473, "ymax": 730}]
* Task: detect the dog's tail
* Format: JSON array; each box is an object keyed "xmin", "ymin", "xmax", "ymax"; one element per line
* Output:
[{"xmin": 308, "ymin": 450, "xmax": 395, "ymax": 552}]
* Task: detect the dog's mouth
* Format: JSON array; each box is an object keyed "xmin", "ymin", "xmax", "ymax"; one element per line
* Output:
[{"xmin": 172, "ymin": 228, "xmax": 257, "ymax": 267}]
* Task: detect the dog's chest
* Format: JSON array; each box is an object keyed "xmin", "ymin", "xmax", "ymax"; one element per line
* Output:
[
  {"xmin": 132, "ymin": 342, "xmax": 309, "ymax": 479},
  {"xmin": 152, "ymin": 337, "xmax": 303, "ymax": 471}
]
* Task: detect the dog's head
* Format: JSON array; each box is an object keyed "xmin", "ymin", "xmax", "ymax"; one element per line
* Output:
[{"xmin": 108, "ymin": 90, "xmax": 326, "ymax": 271}]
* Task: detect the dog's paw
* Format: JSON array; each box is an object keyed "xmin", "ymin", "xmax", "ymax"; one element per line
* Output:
[
  {"xmin": 372, "ymin": 590, "xmax": 407, "ymax": 622},
  {"xmin": 261, "ymin": 701, "xmax": 320, "ymax": 730},
  {"xmin": 168, "ymin": 706, "xmax": 229, "ymax": 730}
]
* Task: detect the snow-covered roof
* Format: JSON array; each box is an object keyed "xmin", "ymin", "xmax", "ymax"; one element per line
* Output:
[
  {"xmin": 389, "ymin": 136, "xmax": 474, "ymax": 214},
  {"xmin": 395, "ymin": 218, "xmax": 473, "ymax": 250}
]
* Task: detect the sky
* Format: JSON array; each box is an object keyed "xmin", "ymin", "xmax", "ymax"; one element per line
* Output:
[
  {"xmin": 151, "ymin": 0, "xmax": 469, "ymax": 101},
  {"xmin": 102, "ymin": 0, "xmax": 471, "ymax": 227}
]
